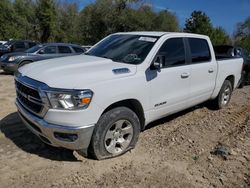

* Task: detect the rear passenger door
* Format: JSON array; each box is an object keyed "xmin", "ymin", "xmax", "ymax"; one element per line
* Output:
[
  {"xmin": 58, "ymin": 45, "xmax": 74, "ymax": 57},
  {"xmin": 148, "ymin": 37, "xmax": 191, "ymax": 120},
  {"xmin": 187, "ymin": 38, "xmax": 217, "ymax": 105}
]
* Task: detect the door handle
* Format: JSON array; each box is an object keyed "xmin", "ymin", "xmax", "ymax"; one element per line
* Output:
[
  {"xmin": 208, "ymin": 68, "xmax": 214, "ymax": 73},
  {"xmin": 181, "ymin": 72, "xmax": 190, "ymax": 79}
]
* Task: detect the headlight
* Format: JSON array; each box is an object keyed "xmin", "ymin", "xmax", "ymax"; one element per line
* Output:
[
  {"xmin": 46, "ymin": 90, "xmax": 93, "ymax": 110},
  {"xmin": 8, "ymin": 56, "xmax": 24, "ymax": 62},
  {"xmin": 0, "ymin": 55, "xmax": 6, "ymax": 60}
]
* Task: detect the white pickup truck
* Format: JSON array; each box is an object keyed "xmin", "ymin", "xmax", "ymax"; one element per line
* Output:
[{"xmin": 15, "ymin": 32, "xmax": 243, "ymax": 159}]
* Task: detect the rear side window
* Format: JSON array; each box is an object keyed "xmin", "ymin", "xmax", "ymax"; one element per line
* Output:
[
  {"xmin": 58, "ymin": 46, "xmax": 72, "ymax": 53},
  {"xmin": 72, "ymin": 47, "xmax": 84, "ymax": 53},
  {"xmin": 14, "ymin": 42, "xmax": 25, "ymax": 49},
  {"xmin": 43, "ymin": 46, "xmax": 57, "ymax": 54},
  {"xmin": 188, "ymin": 38, "xmax": 211, "ymax": 63},
  {"xmin": 157, "ymin": 38, "xmax": 186, "ymax": 67},
  {"xmin": 28, "ymin": 42, "xmax": 37, "ymax": 48}
]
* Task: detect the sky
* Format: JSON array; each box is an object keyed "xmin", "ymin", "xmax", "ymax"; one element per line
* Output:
[{"xmin": 72, "ymin": 0, "xmax": 250, "ymax": 35}]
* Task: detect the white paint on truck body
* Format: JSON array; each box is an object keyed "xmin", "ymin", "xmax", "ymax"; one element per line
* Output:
[{"xmin": 18, "ymin": 32, "xmax": 243, "ymax": 129}]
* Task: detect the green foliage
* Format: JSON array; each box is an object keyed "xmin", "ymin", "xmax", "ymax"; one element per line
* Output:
[
  {"xmin": 211, "ymin": 27, "xmax": 231, "ymax": 45},
  {"xmin": 78, "ymin": 0, "xmax": 179, "ymax": 44},
  {"xmin": 0, "ymin": 0, "xmax": 19, "ymax": 39},
  {"xmin": 13, "ymin": 0, "xmax": 37, "ymax": 40},
  {"xmin": 36, "ymin": 0, "xmax": 57, "ymax": 42},
  {"xmin": 0, "ymin": 0, "xmax": 248, "ymax": 48},
  {"xmin": 155, "ymin": 10, "xmax": 179, "ymax": 32},
  {"xmin": 55, "ymin": 3, "xmax": 79, "ymax": 43},
  {"xmin": 184, "ymin": 11, "xmax": 213, "ymax": 35},
  {"xmin": 235, "ymin": 18, "xmax": 250, "ymax": 53},
  {"xmin": 184, "ymin": 11, "xmax": 231, "ymax": 45}
]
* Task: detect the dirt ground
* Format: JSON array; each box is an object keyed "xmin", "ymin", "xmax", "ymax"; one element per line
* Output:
[{"xmin": 0, "ymin": 70, "xmax": 249, "ymax": 188}]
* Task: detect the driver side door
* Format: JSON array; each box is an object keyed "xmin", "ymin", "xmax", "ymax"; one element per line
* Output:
[
  {"xmin": 37, "ymin": 46, "xmax": 59, "ymax": 60},
  {"xmin": 147, "ymin": 37, "xmax": 191, "ymax": 121}
]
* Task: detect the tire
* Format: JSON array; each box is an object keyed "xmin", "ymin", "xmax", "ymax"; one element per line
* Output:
[
  {"xmin": 238, "ymin": 71, "xmax": 246, "ymax": 88},
  {"xmin": 18, "ymin": 61, "xmax": 32, "ymax": 68},
  {"xmin": 87, "ymin": 107, "xmax": 140, "ymax": 160},
  {"xmin": 211, "ymin": 80, "xmax": 233, "ymax": 109}
]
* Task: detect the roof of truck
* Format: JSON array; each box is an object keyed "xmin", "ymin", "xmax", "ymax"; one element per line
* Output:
[
  {"xmin": 114, "ymin": 31, "xmax": 208, "ymax": 38},
  {"xmin": 115, "ymin": 31, "xmax": 169, "ymax": 36}
]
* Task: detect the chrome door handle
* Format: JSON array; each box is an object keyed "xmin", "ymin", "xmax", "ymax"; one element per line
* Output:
[
  {"xmin": 208, "ymin": 69, "xmax": 214, "ymax": 73},
  {"xmin": 181, "ymin": 73, "xmax": 190, "ymax": 79}
]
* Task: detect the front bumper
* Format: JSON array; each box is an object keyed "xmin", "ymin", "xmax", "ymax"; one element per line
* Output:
[
  {"xmin": 16, "ymin": 100, "xmax": 95, "ymax": 150},
  {"xmin": 1, "ymin": 62, "xmax": 18, "ymax": 73}
]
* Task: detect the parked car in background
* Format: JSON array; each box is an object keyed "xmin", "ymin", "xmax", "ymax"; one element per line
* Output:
[
  {"xmin": 15, "ymin": 32, "xmax": 243, "ymax": 160},
  {"xmin": 0, "ymin": 41, "xmax": 7, "ymax": 45},
  {"xmin": 0, "ymin": 40, "xmax": 38, "ymax": 56},
  {"xmin": 0, "ymin": 43, "xmax": 85, "ymax": 73},
  {"xmin": 214, "ymin": 45, "xmax": 250, "ymax": 87}
]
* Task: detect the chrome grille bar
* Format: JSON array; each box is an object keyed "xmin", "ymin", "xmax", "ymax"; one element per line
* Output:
[{"xmin": 14, "ymin": 73, "xmax": 50, "ymax": 117}]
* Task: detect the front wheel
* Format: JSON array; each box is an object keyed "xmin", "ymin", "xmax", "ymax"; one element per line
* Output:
[{"xmin": 87, "ymin": 107, "xmax": 140, "ymax": 160}]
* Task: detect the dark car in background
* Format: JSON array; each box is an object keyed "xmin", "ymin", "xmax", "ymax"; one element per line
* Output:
[
  {"xmin": 0, "ymin": 40, "xmax": 38, "ymax": 56},
  {"xmin": 0, "ymin": 43, "xmax": 85, "ymax": 73},
  {"xmin": 214, "ymin": 45, "xmax": 250, "ymax": 87}
]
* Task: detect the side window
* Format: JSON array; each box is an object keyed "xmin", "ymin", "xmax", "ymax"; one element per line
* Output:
[
  {"xmin": 41, "ymin": 46, "xmax": 57, "ymax": 54},
  {"xmin": 188, "ymin": 38, "xmax": 211, "ymax": 63},
  {"xmin": 14, "ymin": 42, "xmax": 25, "ymax": 49},
  {"xmin": 28, "ymin": 42, "xmax": 37, "ymax": 48},
  {"xmin": 72, "ymin": 47, "xmax": 84, "ymax": 53},
  {"xmin": 58, "ymin": 46, "xmax": 72, "ymax": 53},
  {"xmin": 157, "ymin": 38, "xmax": 186, "ymax": 67}
]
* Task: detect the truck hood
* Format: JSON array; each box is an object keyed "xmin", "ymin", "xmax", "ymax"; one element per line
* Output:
[{"xmin": 19, "ymin": 55, "xmax": 137, "ymax": 89}]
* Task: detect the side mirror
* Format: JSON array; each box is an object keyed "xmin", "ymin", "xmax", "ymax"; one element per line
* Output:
[{"xmin": 151, "ymin": 55, "xmax": 164, "ymax": 70}]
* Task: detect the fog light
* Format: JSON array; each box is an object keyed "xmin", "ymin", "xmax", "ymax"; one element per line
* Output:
[{"xmin": 54, "ymin": 132, "xmax": 78, "ymax": 142}]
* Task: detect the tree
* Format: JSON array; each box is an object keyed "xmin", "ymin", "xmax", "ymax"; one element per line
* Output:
[
  {"xmin": 78, "ymin": 0, "xmax": 179, "ymax": 44},
  {"xmin": 36, "ymin": 0, "xmax": 56, "ymax": 42},
  {"xmin": 154, "ymin": 10, "xmax": 179, "ymax": 32},
  {"xmin": 55, "ymin": 2, "xmax": 79, "ymax": 43},
  {"xmin": 211, "ymin": 27, "xmax": 231, "ymax": 45},
  {"xmin": 184, "ymin": 11, "xmax": 231, "ymax": 46},
  {"xmin": 0, "ymin": 0, "xmax": 19, "ymax": 40},
  {"xmin": 184, "ymin": 11, "xmax": 213, "ymax": 35},
  {"xmin": 234, "ymin": 18, "xmax": 250, "ymax": 53},
  {"xmin": 13, "ymin": 0, "xmax": 37, "ymax": 40}
]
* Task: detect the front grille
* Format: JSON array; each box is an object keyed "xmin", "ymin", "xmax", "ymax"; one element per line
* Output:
[{"xmin": 15, "ymin": 80, "xmax": 43, "ymax": 115}]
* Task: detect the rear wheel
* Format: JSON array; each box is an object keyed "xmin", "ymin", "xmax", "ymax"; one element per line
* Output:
[
  {"xmin": 87, "ymin": 107, "xmax": 140, "ymax": 160},
  {"xmin": 211, "ymin": 80, "xmax": 233, "ymax": 109}
]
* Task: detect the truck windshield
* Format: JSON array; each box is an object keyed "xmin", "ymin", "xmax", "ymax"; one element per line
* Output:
[{"xmin": 86, "ymin": 34, "xmax": 159, "ymax": 64}]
